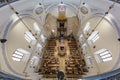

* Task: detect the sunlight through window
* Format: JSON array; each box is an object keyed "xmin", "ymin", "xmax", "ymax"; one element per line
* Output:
[{"xmin": 94, "ymin": 49, "xmax": 112, "ymax": 63}]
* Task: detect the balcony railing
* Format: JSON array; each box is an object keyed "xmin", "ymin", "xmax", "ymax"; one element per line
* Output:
[
  {"xmin": 109, "ymin": 0, "xmax": 120, "ymax": 3},
  {"xmin": 0, "ymin": 0, "xmax": 19, "ymax": 7},
  {"xmin": 82, "ymin": 68, "xmax": 120, "ymax": 80},
  {"xmin": 0, "ymin": 71, "xmax": 24, "ymax": 80}
]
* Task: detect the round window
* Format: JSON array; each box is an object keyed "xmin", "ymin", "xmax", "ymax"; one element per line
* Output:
[{"xmin": 80, "ymin": 6, "xmax": 88, "ymax": 14}]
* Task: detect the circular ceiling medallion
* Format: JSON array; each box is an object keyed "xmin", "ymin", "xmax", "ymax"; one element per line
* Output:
[
  {"xmin": 35, "ymin": 7, "xmax": 43, "ymax": 15},
  {"xmin": 80, "ymin": 6, "xmax": 88, "ymax": 14}
]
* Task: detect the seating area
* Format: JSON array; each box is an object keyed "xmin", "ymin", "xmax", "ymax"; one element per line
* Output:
[
  {"xmin": 39, "ymin": 36, "xmax": 88, "ymax": 78},
  {"xmin": 39, "ymin": 38, "xmax": 59, "ymax": 77},
  {"xmin": 68, "ymin": 38, "xmax": 78, "ymax": 53},
  {"xmin": 65, "ymin": 37, "xmax": 88, "ymax": 77},
  {"xmin": 40, "ymin": 56, "xmax": 59, "ymax": 77},
  {"xmin": 45, "ymin": 38, "xmax": 56, "ymax": 56}
]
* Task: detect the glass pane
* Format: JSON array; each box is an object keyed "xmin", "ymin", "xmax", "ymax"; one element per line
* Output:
[
  {"xmin": 24, "ymin": 31, "xmax": 36, "ymax": 43},
  {"xmin": 25, "ymin": 33, "xmax": 32, "ymax": 43},
  {"xmin": 12, "ymin": 57, "xmax": 21, "ymax": 61},
  {"xmin": 101, "ymin": 54, "xmax": 111, "ymax": 59},
  {"xmin": 13, "ymin": 54, "xmax": 22, "ymax": 58},
  {"xmin": 88, "ymin": 31, "xmax": 99, "ymax": 43},
  {"xmin": 15, "ymin": 51, "xmax": 24, "ymax": 56},
  {"xmin": 92, "ymin": 34, "xmax": 99, "ymax": 43},
  {"xmin": 12, "ymin": 48, "xmax": 30, "ymax": 61},
  {"xmin": 99, "ymin": 51, "xmax": 109, "ymax": 56},
  {"xmin": 103, "ymin": 57, "xmax": 112, "ymax": 62},
  {"xmin": 18, "ymin": 48, "xmax": 29, "ymax": 54},
  {"xmin": 94, "ymin": 49, "xmax": 112, "ymax": 63}
]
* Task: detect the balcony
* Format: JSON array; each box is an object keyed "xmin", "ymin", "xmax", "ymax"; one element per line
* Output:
[
  {"xmin": 109, "ymin": 0, "xmax": 120, "ymax": 3},
  {"xmin": 0, "ymin": 0, "xmax": 19, "ymax": 7}
]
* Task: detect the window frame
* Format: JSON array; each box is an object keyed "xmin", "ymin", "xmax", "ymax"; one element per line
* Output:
[
  {"xmin": 12, "ymin": 49, "xmax": 24, "ymax": 62},
  {"xmin": 88, "ymin": 31, "xmax": 99, "ymax": 45},
  {"xmin": 24, "ymin": 31, "xmax": 37, "ymax": 44},
  {"xmin": 94, "ymin": 49, "xmax": 112, "ymax": 63},
  {"xmin": 12, "ymin": 48, "xmax": 30, "ymax": 62}
]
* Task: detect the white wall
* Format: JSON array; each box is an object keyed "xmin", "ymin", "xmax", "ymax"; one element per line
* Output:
[
  {"xmin": 93, "ymin": 18, "xmax": 119, "ymax": 73},
  {"xmin": 0, "ymin": 0, "xmax": 45, "ymax": 79},
  {"xmin": 6, "ymin": 21, "xmax": 30, "ymax": 73},
  {"xmin": 77, "ymin": 0, "xmax": 120, "ymax": 75},
  {"xmin": 79, "ymin": 16, "xmax": 120, "ymax": 75}
]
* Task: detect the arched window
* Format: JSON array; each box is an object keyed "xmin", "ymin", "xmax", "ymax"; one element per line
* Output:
[
  {"xmin": 94, "ymin": 49, "xmax": 112, "ymax": 63},
  {"xmin": 24, "ymin": 31, "xmax": 37, "ymax": 45},
  {"xmin": 12, "ymin": 48, "xmax": 30, "ymax": 62}
]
